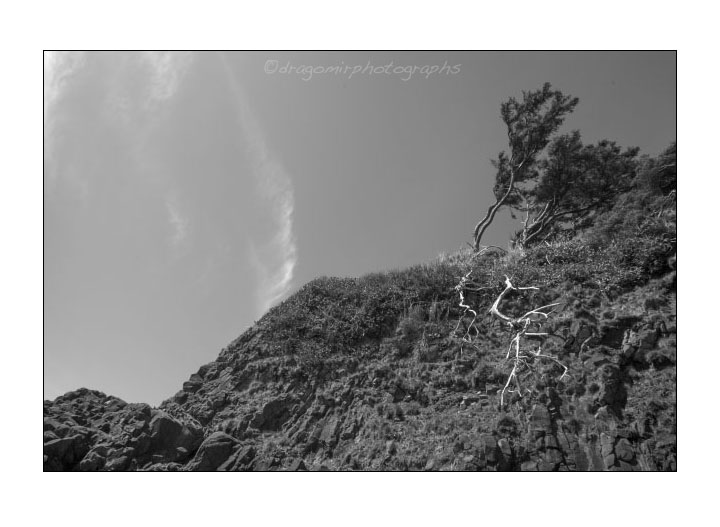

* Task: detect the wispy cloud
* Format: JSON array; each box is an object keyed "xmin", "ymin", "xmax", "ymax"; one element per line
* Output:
[
  {"xmin": 165, "ymin": 194, "xmax": 189, "ymax": 247},
  {"xmin": 218, "ymin": 53, "xmax": 298, "ymax": 315},
  {"xmin": 102, "ymin": 52, "xmax": 194, "ymax": 140},
  {"xmin": 246, "ymin": 153, "xmax": 298, "ymax": 314},
  {"xmin": 140, "ymin": 51, "xmax": 194, "ymax": 108},
  {"xmin": 139, "ymin": 52, "xmax": 195, "ymax": 250},
  {"xmin": 44, "ymin": 51, "xmax": 293, "ymax": 314},
  {"xmin": 44, "ymin": 51, "xmax": 86, "ymax": 125},
  {"xmin": 44, "ymin": 51, "xmax": 86, "ymax": 189},
  {"xmin": 44, "ymin": 51, "xmax": 194, "ymax": 193},
  {"xmin": 45, "ymin": 52, "xmax": 198, "ymax": 248}
]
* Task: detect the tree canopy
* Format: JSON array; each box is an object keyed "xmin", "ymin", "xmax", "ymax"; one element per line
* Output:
[
  {"xmin": 473, "ymin": 83, "xmax": 650, "ymax": 250},
  {"xmin": 512, "ymin": 133, "xmax": 640, "ymax": 246}
]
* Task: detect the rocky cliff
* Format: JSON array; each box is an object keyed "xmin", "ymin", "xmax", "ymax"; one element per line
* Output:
[
  {"xmin": 44, "ymin": 166, "xmax": 676, "ymax": 471},
  {"xmin": 44, "ymin": 262, "xmax": 676, "ymax": 471}
]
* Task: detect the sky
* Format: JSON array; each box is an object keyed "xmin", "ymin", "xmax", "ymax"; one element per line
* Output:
[{"xmin": 44, "ymin": 51, "xmax": 676, "ymax": 405}]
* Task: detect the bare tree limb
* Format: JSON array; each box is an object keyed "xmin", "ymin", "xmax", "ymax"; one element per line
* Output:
[
  {"xmin": 473, "ymin": 160, "xmax": 524, "ymax": 251},
  {"xmin": 486, "ymin": 276, "xmax": 568, "ymax": 406},
  {"xmin": 453, "ymin": 271, "xmax": 481, "ymax": 346}
]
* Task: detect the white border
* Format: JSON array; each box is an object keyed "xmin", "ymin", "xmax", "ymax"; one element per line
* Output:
[{"xmin": 5, "ymin": 0, "xmax": 712, "ymax": 525}]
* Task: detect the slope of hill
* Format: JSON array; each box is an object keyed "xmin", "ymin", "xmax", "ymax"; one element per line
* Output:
[{"xmin": 44, "ymin": 148, "xmax": 676, "ymax": 472}]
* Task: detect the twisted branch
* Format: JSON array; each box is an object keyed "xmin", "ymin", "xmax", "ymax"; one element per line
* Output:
[
  {"xmin": 453, "ymin": 271, "xmax": 480, "ymax": 344},
  {"xmin": 489, "ymin": 276, "xmax": 566, "ymax": 406}
]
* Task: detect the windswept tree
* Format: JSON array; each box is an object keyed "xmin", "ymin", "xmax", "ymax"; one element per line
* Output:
[
  {"xmin": 472, "ymin": 83, "xmax": 578, "ymax": 250},
  {"xmin": 472, "ymin": 83, "xmax": 643, "ymax": 250}
]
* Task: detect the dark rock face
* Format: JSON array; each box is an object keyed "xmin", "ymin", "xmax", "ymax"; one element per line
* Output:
[
  {"xmin": 147, "ymin": 412, "xmax": 203, "ymax": 462},
  {"xmin": 44, "ymin": 434, "xmax": 89, "ymax": 471},
  {"xmin": 43, "ymin": 389, "xmax": 204, "ymax": 472},
  {"xmin": 185, "ymin": 432, "xmax": 239, "ymax": 471},
  {"xmin": 249, "ymin": 397, "xmax": 296, "ymax": 431},
  {"xmin": 218, "ymin": 445, "xmax": 256, "ymax": 471}
]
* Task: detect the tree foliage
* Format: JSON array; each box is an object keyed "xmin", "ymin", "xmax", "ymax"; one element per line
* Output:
[
  {"xmin": 513, "ymin": 133, "xmax": 640, "ymax": 246},
  {"xmin": 637, "ymin": 141, "xmax": 676, "ymax": 196},
  {"xmin": 473, "ymin": 83, "xmax": 578, "ymax": 250}
]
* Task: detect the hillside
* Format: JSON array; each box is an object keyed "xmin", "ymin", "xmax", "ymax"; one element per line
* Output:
[{"xmin": 43, "ymin": 145, "xmax": 676, "ymax": 471}]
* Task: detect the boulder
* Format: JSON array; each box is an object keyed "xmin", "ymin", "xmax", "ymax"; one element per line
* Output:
[
  {"xmin": 615, "ymin": 438, "xmax": 635, "ymax": 462},
  {"xmin": 217, "ymin": 445, "xmax": 256, "ymax": 471},
  {"xmin": 105, "ymin": 447, "xmax": 136, "ymax": 471},
  {"xmin": 186, "ymin": 432, "xmax": 239, "ymax": 471},
  {"xmin": 76, "ymin": 450, "xmax": 106, "ymax": 471},
  {"xmin": 147, "ymin": 411, "xmax": 203, "ymax": 462},
  {"xmin": 249, "ymin": 397, "xmax": 295, "ymax": 431},
  {"xmin": 183, "ymin": 374, "xmax": 204, "ymax": 393},
  {"xmin": 43, "ymin": 434, "xmax": 89, "ymax": 471}
]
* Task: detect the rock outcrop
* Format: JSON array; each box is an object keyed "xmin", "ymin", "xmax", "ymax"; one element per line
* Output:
[
  {"xmin": 44, "ymin": 171, "xmax": 676, "ymax": 471},
  {"xmin": 44, "ymin": 268, "xmax": 676, "ymax": 471}
]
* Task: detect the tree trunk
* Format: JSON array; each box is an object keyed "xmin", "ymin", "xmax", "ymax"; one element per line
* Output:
[{"xmin": 473, "ymin": 169, "xmax": 517, "ymax": 250}]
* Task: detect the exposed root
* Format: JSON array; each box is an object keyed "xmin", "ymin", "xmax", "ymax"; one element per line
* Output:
[
  {"xmin": 452, "ymin": 274, "xmax": 567, "ymax": 404},
  {"xmin": 488, "ymin": 276, "xmax": 567, "ymax": 406},
  {"xmin": 453, "ymin": 271, "xmax": 480, "ymax": 346}
]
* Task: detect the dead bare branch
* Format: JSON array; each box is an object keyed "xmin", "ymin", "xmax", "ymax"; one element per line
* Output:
[
  {"xmin": 486, "ymin": 276, "xmax": 568, "ymax": 406},
  {"xmin": 453, "ymin": 271, "xmax": 480, "ymax": 346}
]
